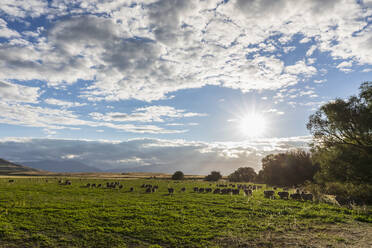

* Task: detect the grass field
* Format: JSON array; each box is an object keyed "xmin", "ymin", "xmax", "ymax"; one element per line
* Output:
[{"xmin": 0, "ymin": 177, "xmax": 371, "ymax": 248}]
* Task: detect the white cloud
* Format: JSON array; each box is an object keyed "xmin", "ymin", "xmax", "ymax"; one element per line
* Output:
[
  {"xmin": 264, "ymin": 109, "xmax": 285, "ymax": 115},
  {"xmin": 336, "ymin": 61, "xmax": 353, "ymax": 68},
  {"xmin": 285, "ymin": 60, "xmax": 317, "ymax": 78},
  {"xmin": 314, "ymin": 79, "xmax": 327, "ymax": 84},
  {"xmin": 0, "ymin": 102, "xmax": 187, "ymax": 134},
  {"xmin": 90, "ymin": 106, "xmax": 206, "ymax": 123},
  {"xmin": 45, "ymin": 98, "xmax": 86, "ymax": 108},
  {"xmin": 0, "ymin": 81, "xmax": 40, "ymax": 103},
  {"xmin": 0, "ymin": 18, "xmax": 20, "ymax": 38},
  {"xmin": 0, "ymin": 0, "xmax": 369, "ymax": 104}
]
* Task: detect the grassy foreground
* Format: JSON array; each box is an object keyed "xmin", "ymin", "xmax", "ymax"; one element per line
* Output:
[{"xmin": 0, "ymin": 178, "xmax": 371, "ymax": 248}]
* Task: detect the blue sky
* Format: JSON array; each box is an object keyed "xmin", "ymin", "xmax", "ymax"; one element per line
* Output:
[{"xmin": 0, "ymin": 0, "xmax": 371, "ymax": 174}]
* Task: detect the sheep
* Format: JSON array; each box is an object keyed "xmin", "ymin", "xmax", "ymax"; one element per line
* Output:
[
  {"xmin": 180, "ymin": 187, "xmax": 186, "ymax": 192},
  {"xmin": 193, "ymin": 187, "xmax": 199, "ymax": 192},
  {"xmin": 221, "ymin": 188, "xmax": 230, "ymax": 195},
  {"xmin": 8, "ymin": 179, "xmax": 14, "ymax": 183},
  {"xmin": 119, "ymin": 185, "xmax": 123, "ymax": 189},
  {"xmin": 168, "ymin": 188, "xmax": 174, "ymax": 194},
  {"xmin": 86, "ymin": 183, "xmax": 91, "ymax": 188},
  {"xmin": 97, "ymin": 184, "xmax": 102, "ymax": 188},
  {"xmin": 213, "ymin": 188, "xmax": 221, "ymax": 194},
  {"xmin": 244, "ymin": 189, "xmax": 252, "ymax": 196},
  {"xmin": 146, "ymin": 187, "xmax": 152, "ymax": 193},
  {"xmin": 290, "ymin": 193, "xmax": 302, "ymax": 200},
  {"xmin": 301, "ymin": 193, "xmax": 313, "ymax": 201},
  {"xmin": 278, "ymin": 191, "xmax": 289, "ymax": 200},
  {"xmin": 264, "ymin": 190, "xmax": 275, "ymax": 199},
  {"xmin": 198, "ymin": 188, "xmax": 205, "ymax": 193},
  {"xmin": 232, "ymin": 189, "xmax": 240, "ymax": 195},
  {"xmin": 92, "ymin": 183, "xmax": 96, "ymax": 188},
  {"xmin": 151, "ymin": 187, "xmax": 157, "ymax": 193},
  {"xmin": 205, "ymin": 188, "xmax": 212, "ymax": 193},
  {"xmin": 130, "ymin": 187, "xmax": 134, "ymax": 192}
]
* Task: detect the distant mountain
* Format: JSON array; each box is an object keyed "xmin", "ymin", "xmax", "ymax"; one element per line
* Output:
[
  {"xmin": 23, "ymin": 160, "xmax": 102, "ymax": 173},
  {"xmin": 0, "ymin": 158, "xmax": 40, "ymax": 174}
]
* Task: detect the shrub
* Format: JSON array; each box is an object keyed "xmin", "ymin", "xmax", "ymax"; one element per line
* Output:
[
  {"xmin": 306, "ymin": 182, "xmax": 372, "ymax": 205},
  {"xmin": 205, "ymin": 171, "xmax": 222, "ymax": 181},
  {"xmin": 171, "ymin": 171, "xmax": 184, "ymax": 180},
  {"xmin": 228, "ymin": 167, "xmax": 257, "ymax": 182}
]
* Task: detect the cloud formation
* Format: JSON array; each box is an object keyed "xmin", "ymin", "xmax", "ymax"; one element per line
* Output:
[
  {"xmin": 0, "ymin": 136, "xmax": 311, "ymax": 174},
  {"xmin": 0, "ymin": 0, "xmax": 369, "ymax": 103}
]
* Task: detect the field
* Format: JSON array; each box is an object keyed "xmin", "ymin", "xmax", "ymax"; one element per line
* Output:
[{"xmin": 0, "ymin": 177, "xmax": 371, "ymax": 248}]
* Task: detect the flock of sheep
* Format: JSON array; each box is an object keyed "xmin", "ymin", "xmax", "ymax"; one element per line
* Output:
[{"xmin": 70, "ymin": 180, "xmax": 314, "ymax": 201}]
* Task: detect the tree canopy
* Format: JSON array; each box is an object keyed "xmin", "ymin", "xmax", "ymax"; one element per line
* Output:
[
  {"xmin": 205, "ymin": 171, "xmax": 222, "ymax": 181},
  {"xmin": 228, "ymin": 167, "xmax": 257, "ymax": 182},
  {"xmin": 171, "ymin": 171, "xmax": 184, "ymax": 180},
  {"xmin": 307, "ymin": 82, "xmax": 372, "ymax": 184},
  {"xmin": 260, "ymin": 150, "xmax": 318, "ymax": 186}
]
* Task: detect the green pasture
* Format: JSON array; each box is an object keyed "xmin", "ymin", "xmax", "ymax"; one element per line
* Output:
[{"xmin": 0, "ymin": 178, "xmax": 370, "ymax": 247}]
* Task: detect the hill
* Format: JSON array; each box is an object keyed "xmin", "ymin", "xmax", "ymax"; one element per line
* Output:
[
  {"xmin": 0, "ymin": 158, "xmax": 40, "ymax": 175},
  {"xmin": 23, "ymin": 160, "xmax": 102, "ymax": 173}
]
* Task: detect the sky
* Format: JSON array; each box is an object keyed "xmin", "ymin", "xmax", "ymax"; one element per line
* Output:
[{"xmin": 0, "ymin": 0, "xmax": 371, "ymax": 174}]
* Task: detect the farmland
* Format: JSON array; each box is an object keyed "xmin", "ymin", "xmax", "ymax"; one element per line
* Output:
[{"xmin": 0, "ymin": 177, "xmax": 371, "ymax": 248}]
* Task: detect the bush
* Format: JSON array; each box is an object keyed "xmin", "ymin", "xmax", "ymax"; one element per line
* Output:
[
  {"xmin": 305, "ymin": 182, "xmax": 372, "ymax": 205},
  {"xmin": 205, "ymin": 171, "xmax": 222, "ymax": 181},
  {"xmin": 228, "ymin": 167, "xmax": 257, "ymax": 182},
  {"xmin": 171, "ymin": 171, "xmax": 184, "ymax": 180}
]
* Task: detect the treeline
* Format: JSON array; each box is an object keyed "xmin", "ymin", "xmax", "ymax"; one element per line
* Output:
[
  {"xmin": 228, "ymin": 81, "xmax": 372, "ymax": 204},
  {"xmin": 227, "ymin": 150, "xmax": 318, "ymax": 187}
]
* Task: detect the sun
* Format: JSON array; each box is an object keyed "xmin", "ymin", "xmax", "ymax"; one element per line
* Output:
[{"xmin": 238, "ymin": 113, "xmax": 267, "ymax": 137}]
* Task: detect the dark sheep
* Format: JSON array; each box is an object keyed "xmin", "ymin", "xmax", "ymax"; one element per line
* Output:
[
  {"xmin": 97, "ymin": 184, "xmax": 102, "ymax": 188},
  {"xmin": 168, "ymin": 188, "xmax": 174, "ymax": 194},
  {"xmin": 181, "ymin": 187, "xmax": 186, "ymax": 192},
  {"xmin": 232, "ymin": 189, "xmax": 240, "ymax": 195},
  {"xmin": 290, "ymin": 193, "xmax": 302, "ymax": 200},
  {"xmin": 193, "ymin": 187, "xmax": 199, "ymax": 192},
  {"xmin": 205, "ymin": 188, "xmax": 212, "ymax": 193},
  {"xmin": 264, "ymin": 190, "xmax": 275, "ymax": 199},
  {"xmin": 213, "ymin": 188, "xmax": 220, "ymax": 194},
  {"xmin": 278, "ymin": 191, "xmax": 289, "ymax": 200},
  {"xmin": 146, "ymin": 187, "xmax": 152, "ymax": 193},
  {"xmin": 86, "ymin": 183, "xmax": 91, "ymax": 187},
  {"xmin": 221, "ymin": 188, "xmax": 230, "ymax": 195},
  {"xmin": 301, "ymin": 193, "xmax": 313, "ymax": 201},
  {"xmin": 119, "ymin": 185, "xmax": 123, "ymax": 189},
  {"xmin": 244, "ymin": 189, "xmax": 252, "ymax": 196},
  {"xmin": 198, "ymin": 188, "xmax": 205, "ymax": 193},
  {"xmin": 8, "ymin": 179, "xmax": 14, "ymax": 183},
  {"xmin": 92, "ymin": 183, "xmax": 96, "ymax": 188},
  {"xmin": 151, "ymin": 187, "xmax": 157, "ymax": 193},
  {"xmin": 130, "ymin": 187, "xmax": 134, "ymax": 192}
]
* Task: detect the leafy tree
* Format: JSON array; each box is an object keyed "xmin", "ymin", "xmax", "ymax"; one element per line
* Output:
[
  {"xmin": 205, "ymin": 171, "xmax": 222, "ymax": 181},
  {"xmin": 307, "ymin": 82, "xmax": 372, "ymax": 183},
  {"xmin": 228, "ymin": 167, "xmax": 257, "ymax": 182},
  {"xmin": 171, "ymin": 171, "xmax": 184, "ymax": 180},
  {"xmin": 260, "ymin": 150, "xmax": 318, "ymax": 186}
]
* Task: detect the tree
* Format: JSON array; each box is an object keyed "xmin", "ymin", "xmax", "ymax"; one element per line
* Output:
[
  {"xmin": 205, "ymin": 171, "xmax": 222, "ymax": 181},
  {"xmin": 307, "ymin": 82, "xmax": 372, "ymax": 183},
  {"xmin": 172, "ymin": 171, "xmax": 184, "ymax": 180},
  {"xmin": 228, "ymin": 167, "xmax": 257, "ymax": 182},
  {"xmin": 260, "ymin": 150, "xmax": 318, "ymax": 186}
]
